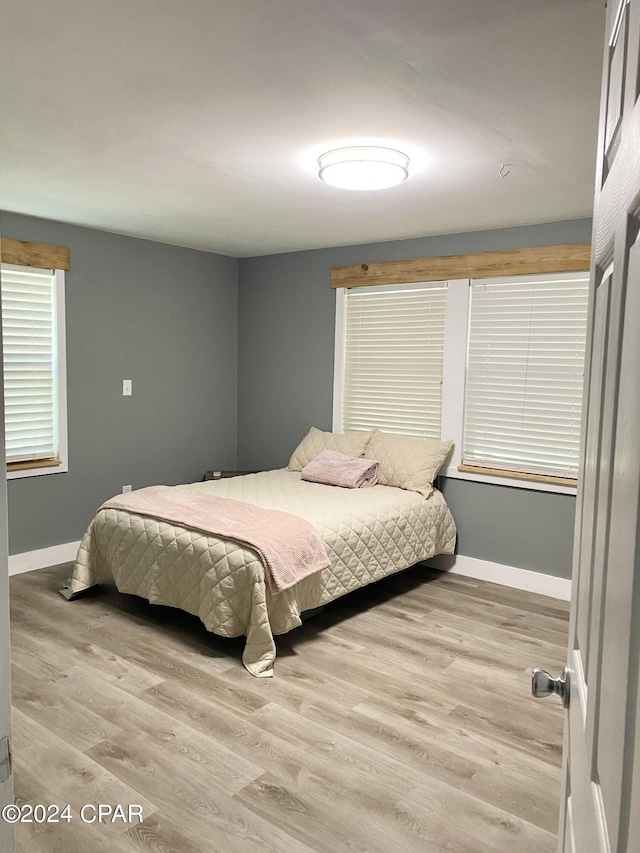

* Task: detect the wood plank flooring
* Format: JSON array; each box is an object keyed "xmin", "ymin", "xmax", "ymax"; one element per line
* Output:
[{"xmin": 9, "ymin": 563, "xmax": 569, "ymax": 853}]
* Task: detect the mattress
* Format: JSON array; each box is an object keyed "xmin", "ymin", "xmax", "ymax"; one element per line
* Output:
[{"xmin": 66, "ymin": 469, "xmax": 456, "ymax": 676}]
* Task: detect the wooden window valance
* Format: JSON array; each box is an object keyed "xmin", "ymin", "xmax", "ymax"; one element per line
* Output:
[
  {"xmin": 0, "ymin": 237, "xmax": 71, "ymax": 271},
  {"xmin": 330, "ymin": 243, "xmax": 591, "ymax": 288}
]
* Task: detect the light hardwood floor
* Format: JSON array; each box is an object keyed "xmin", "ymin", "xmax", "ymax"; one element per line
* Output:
[{"xmin": 9, "ymin": 563, "xmax": 569, "ymax": 853}]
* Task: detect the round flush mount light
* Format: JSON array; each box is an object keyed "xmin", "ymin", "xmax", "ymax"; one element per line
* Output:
[{"xmin": 318, "ymin": 146, "xmax": 410, "ymax": 190}]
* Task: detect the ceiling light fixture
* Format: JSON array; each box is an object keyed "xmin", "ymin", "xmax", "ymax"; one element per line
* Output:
[{"xmin": 318, "ymin": 146, "xmax": 410, "ymax": 190}]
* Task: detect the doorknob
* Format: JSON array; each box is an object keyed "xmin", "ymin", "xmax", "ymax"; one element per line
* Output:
[{"xmin": 531, "ymin": 667, "xmax": 570, "ymax": 708}]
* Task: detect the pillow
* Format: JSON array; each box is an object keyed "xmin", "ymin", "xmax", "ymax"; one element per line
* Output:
[
  {"xmin": 287, "ymin": 427, "xmax": 374, "ymax": 471},
  {"xmin": 364, "ymin": 430, "xmax": 453, "ymax": 497}
]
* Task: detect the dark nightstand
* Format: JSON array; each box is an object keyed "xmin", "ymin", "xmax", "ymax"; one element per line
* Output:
[{"xmin": 203, "ymin": 470, "xmax": 259, "ymax": 481}]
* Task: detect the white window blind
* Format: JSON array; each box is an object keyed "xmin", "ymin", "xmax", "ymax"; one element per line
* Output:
[
  {"xmin": 1, "ymin": 265, "xmax": 59, "ymax": 463},
  {"xmin": 463, "ymin": 271, "xmax": 590, "ymax": 478},
  {"xmin": 341, "ymin": 282, "xmax": 447, "ymax": 439}
]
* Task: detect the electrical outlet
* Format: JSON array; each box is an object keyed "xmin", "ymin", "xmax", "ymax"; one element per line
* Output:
[{"xmin": 122, "ymin": 484, "xmax": 132, "ymax": 493}]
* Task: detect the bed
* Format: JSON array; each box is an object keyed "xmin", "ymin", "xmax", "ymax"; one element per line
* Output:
[{"xmin": 63, "ymin": 429, "xmax": 457, "ymax": 676}]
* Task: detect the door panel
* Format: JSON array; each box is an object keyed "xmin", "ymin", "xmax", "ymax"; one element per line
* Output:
[
  {"xmin": 604, "ymin": 0, "xmax": 628, "ymax": 161},
  {"xmin": 575, "ymin": 268, "xmax": 610, "ymax": 667}
]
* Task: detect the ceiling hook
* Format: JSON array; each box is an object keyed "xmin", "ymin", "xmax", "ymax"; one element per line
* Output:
[{"xmin": 499, "ymin": 164, "xmax": 511, "ymax": 178}]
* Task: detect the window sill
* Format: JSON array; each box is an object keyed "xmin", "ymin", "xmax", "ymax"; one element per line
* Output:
[
  {"xmin": 440, "ymin": 464, "xmax": 578, "ymax": 495},
  {"xmin": 7, "ymin": 459, "xmax": 67, "ymax": 480}
]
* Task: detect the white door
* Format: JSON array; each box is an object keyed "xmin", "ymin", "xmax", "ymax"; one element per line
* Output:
[
  {"xmin": 0, "ymin": 245, "xmax": 15, "ymax": 849},
  {"xmin": 533, "ymin": 1, "xmax": 640, "ymax": 851}
]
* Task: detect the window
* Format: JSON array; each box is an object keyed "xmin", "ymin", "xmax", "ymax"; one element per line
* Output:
[
  {"xmin": 463, "ymin": 272, "xmax": 590, "ymax": 479},
  {"xmin": 0, "ymin": 263, "xmax": 68, "ymax": 478},
  {"xmin": 336, "ymin": 282, "xmax": 447, "ymax": 439},
  {"xmin": 334, "ymin": 269, "xmax": 590, "ymax": 493}
]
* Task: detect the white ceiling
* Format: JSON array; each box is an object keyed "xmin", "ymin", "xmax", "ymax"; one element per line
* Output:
[{"xmin": 0, "ymin": 0, "xmax": 604, "ymax": 258}]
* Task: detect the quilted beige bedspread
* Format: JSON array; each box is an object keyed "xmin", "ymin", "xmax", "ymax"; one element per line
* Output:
[{"xmin": 66, "ymin": 470, "xmax": 456, "ymax": 677}]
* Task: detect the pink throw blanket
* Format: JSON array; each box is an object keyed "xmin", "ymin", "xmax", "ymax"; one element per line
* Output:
[
  {"xmin": 301, "ymin": 450, "xmax": 380, "ymax": 488},
  {"xmin": 101, "ymin": 486, "xmax": 330, "ymax": 594}
]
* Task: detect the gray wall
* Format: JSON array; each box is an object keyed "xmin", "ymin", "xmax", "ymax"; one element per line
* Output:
[
  {"xmin": 0, "ymin": 212, "xmax": 238, "ymax": 554},
  {"xmin": 1, "ymin": 211, "xmax": 587, "ymax": 578},
  {"xmin": 237, "ymin": 219, "xmax": 592, "ymax": 579}
]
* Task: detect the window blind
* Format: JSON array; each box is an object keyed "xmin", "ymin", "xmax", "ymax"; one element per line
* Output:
[
  {"xmin": 341, "ymin": 283, "xmax": 447, "ymax": 439},
  {"xmin": 1, "ymin": 266, "xmax": 58, "ymax": 463},
  {"xmin": 463, "ymin": 272, "xmax": 590, "ymax": 478}
]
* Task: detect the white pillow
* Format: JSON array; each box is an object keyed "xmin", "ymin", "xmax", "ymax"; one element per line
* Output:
[
  {"xmin": 364, "ymin": 430, "xmax": 453, "ymax": 497},
  {"xmin": 287, "ymin": 427, "xmax": 374, "ymax": 472}
]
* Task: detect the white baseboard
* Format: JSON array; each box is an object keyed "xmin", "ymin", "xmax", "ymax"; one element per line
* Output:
[
  {"xmin": 8, "ymin": 541, "xmax": 571, "ymax": 601},
  {"xmin": 425, "ymin": 553, "xmax": 572, "ymax": 601},
  {"xmin": 9, "ymin": 541, "xmax": 80, "ymax": 576}
]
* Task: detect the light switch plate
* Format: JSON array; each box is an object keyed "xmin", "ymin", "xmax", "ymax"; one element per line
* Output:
[{"xmin": 123, "ymin": 379, "xmax": 132, "ymax": 396}]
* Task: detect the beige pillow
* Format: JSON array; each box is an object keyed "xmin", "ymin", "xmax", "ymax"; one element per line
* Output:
[
  {"xmin": 364, "ymin": 430, "xmax": 453, "ymax": 497},
  {"xmin": 287, "ymin": 427, "xmax": 374, "ymax": 471}
]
